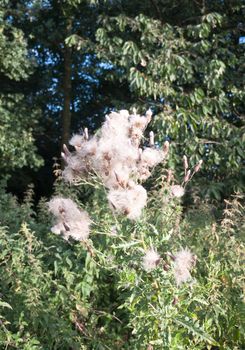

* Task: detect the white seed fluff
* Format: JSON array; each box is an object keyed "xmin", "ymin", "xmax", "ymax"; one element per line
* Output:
[
  {"xmin": 173, "ymin": 248, "xmax": 194, "ymax": 286},
  {"xmin": 69, "ymin": 134, "xmax": 84, "ymax": 148},
  {"xmin": 108, "ymin": 184, "xmax": 147, "ymax": 220},
  {"xmin": 142, "ymin": 249, "xmax": 161, "ymax": 272},
  {"xmin": 48, "ymin": 197, "xmax": 91, "ymax": 241},
  {"xmin": 171, "ymin": 185, "xmax": 185, "ymax": 198}
]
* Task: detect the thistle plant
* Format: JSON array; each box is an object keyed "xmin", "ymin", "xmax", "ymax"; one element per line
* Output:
[
  {"xmin": 0, "ymin": 119, "xmax": 244, "ymax": 348},
  {"xmin": 60, "ymin": 109, "xmax": 170, "ymax": 220},
  {"xmin": 48, "ymin": 197, "xmax": 91, "ymax": 241},
  {"xmin": 54, "ymin": 109, "xmax": 201, "ymax": 221},
  {"xmin": 46, "ymin": 109, "xmax": 215, "ymax": 348}
]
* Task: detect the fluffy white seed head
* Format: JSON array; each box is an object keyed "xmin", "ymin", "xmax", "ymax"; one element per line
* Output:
[
  {"xmin": 101, "ymin": 111, "xmax": 130, "ymax": 139},
  {"xmin": 171, "ymin": 185, "xmax": 185, "ymax": 198},
  {"xmin": 95, "ymin": 131, "xmax": 138, "ymax": 184},
  {"xmin": 174, "ymin": 267, "xmax": 192, "ymax": 286},
  {"xmin": 137, "ymin": 164, "xmax": 151, "ymax": 181},
  {"xmin": 142, "ymin": 249, "xmax": 161, "ymax": 272},
  {"xmin": 48, "ymin": 197, "xmax": 85, "ymax": 221},
  {"xmin": 118, "ymin": 109, "xmax": 129, "ymax": 118},
  {"xmin": 62, "ymin": 166, "xmax": 80, "ymax": 183},
  {"xmin": 141, "ymin": 148, "xmax": 164, "ymax": 168},
  {"xmin": 66, "ymin": 220, "xmax": 90, "ymax": 241},
  {"xmin": 129, "ymin": 115, "xmax": 148, "ymax": 131},
  {"xmin": 51, "ymin": 222, "xmax": 69, "ymax": 239},
  {"xmin": 48, "ymin": 197, "xmax": 91, "ymax": 241},
  {"xmin": 62, "ymin": 154, "xmax": 88, "ymax": 183},
  {"xmin": 174, "ymin": 248, "xmax": 195, "ymax": 286},
  {"xmin": 108, "ymin": 184, "xmax": 147, "ymax": 220},
  {"xmin": 104, "ymin": 163, "xmax": 131, "ymax": 189},
  {"xmin": 79, "ymin": 137, "xmax": 98, "ymax": 157},
  {"xmin": 69, "ymin": 134, "xmax": 84, "ymax": 148},
  {"xmin": 175, "ymin": 248, "xmax": 194, "ymax": 270},
  {"xmin": 48, "ymin": 197, "xmax": 73, "ymax": 219}
]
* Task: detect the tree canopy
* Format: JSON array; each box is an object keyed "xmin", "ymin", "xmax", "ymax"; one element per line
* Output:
[
  {"xmin": 93, "ymin": 0, "xmax": 245, "ymax": 199},
  {"xmin": 0, "ymin": 0, "xmax": 43, "ymax": 171}
]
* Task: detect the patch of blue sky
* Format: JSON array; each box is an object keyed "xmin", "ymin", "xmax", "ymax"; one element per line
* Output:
[{"xmin": 239, "ymin": 36, "xmax": 245, "ymax": 44}]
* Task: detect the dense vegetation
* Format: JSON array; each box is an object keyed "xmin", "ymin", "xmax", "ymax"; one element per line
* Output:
[
  {"xmin": 0, "ymin": 179, "xmax": 244, "ymax": 349},
  {"xmin": 0, "ymin": 0, "xmax": 244, "ymax": 349}
]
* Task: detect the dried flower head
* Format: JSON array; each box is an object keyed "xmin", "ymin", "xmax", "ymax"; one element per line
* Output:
[
  {"xmin": 108, "ymin": 184, "xmax": 147, "ymax": 220},
  {"xmin": 142, "ymin": 249, "xmax": 161, "ymax": 271},
  {"xmin": 129, "ymin": 114, "xmax": 149, "ymax": 131},
  {"xmin": 48, "ymin": 197, "xmax": 91, "ymax": 241},
  {"xmin": 69, "ymin": 134, "xmax": 84, "ymax": 148},
  {"xmin": 145, "ymin": 109, "xmax": 153, "ymax": 123},
  {"xmin": 174, "ymin": 267, "xmax": 192, "ymax": 286},
  {"xmin": 175, "ymin": 248, "xmax": 194, "ymax": 270},
  {"xmin": 141, "ymin": 148, "xmax": 164, "ymax": 168},
  {"xmin": 78, "ymin": 136, "xmax": 98, "ymax": 157},
  {"xmin": 102, "ymin": 110, "xmax": 129, "ymax": 139},
  {"xmin": 137, "ymin": 164, "xmax": 152, "ymax": 181},
  {"xmin": 171, "ymin": 185, "xmax": 185, "ymax": 198},
  {"xmin": 173, "ymin": 248, "xmax": 195, "ymax": 286}
]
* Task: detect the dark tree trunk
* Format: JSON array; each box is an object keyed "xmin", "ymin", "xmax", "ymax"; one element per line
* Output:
[{"xmin": 61, "ymin": 18, "xmax": 72, "ymax": 150}]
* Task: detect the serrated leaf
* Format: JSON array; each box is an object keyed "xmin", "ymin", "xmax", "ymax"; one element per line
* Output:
[{"xmin": 174, "ymin": 317, "xmax": 219, "ymax": 346}]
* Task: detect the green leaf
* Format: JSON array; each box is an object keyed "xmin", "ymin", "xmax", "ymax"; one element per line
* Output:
[
  {"xmin": 0, "ymin": 300, "xmax": 12, "ymax": 309},
  {"xmin": 174, "ymin": 317, "xmax": 219, "ymax": 346}
]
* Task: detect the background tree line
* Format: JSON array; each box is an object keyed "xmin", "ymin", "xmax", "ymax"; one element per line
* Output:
[{"xmin": 0, "ymin": 0, "xmax": 244, "ymax": 202}]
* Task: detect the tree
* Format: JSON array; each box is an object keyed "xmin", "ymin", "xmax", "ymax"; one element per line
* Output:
[
  {"xmin": 93, "ymin": 0, "xmax": 245, "ymax": 199},
  {"xmin": 2, "ymin": 0, "xmax": 123, "ymax": 196},
  {"xmin": 0, "ymin": 0, "xmax": 43, "ymax": 172}
]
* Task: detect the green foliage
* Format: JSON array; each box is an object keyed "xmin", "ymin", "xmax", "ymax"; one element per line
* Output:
[
  {"xmin": 0, "ymin": 94, "xmax": 43, "ymax": 170},
  {"xmin": 0, "ymin": 0, "xmax": 43, "ymax": 172},
  {"xmin": 0, "ymin": 7, "xmax": 31, "ymax": 80},
  {"xmin": 0, "ymin": 181, "xmax": 244, "ymax": 349},
  {"xmin": 95, "ymin": 1, "xmax": 245, "ymax": 197}
]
